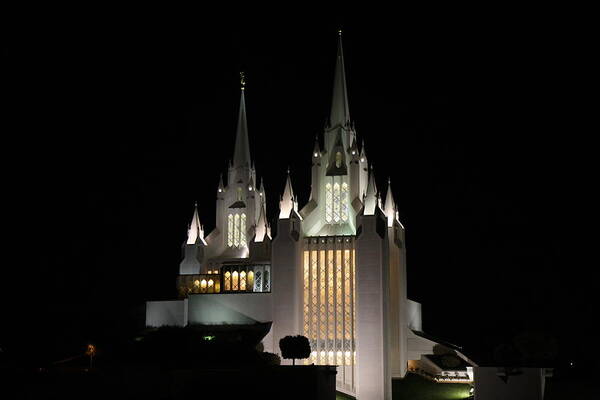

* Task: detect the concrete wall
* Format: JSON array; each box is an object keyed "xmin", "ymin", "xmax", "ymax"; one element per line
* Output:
[
  {"xmin": 474, "ymin": 367, "xmax": 547, "ymax": 400},
  {"xmin": 145, "ymin": 299, "xmax": 188, "ymax": 327},
  {"xmin": 406, "ymin": 299, "xmax": 422, "ymax": 331},
  {"xmin": 187, "ymin": 292, "xmax": 274, "ymax": 351},
  {"xmin": 355, "ymin": 212, "xmax": 391, "ymax": 400},
  {"xmin": 271, "ymin": 217, "xmax": 301, "ymax": 363}
]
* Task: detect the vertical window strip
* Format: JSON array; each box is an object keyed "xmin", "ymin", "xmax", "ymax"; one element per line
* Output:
[
  {"xmin": 319, "ymin": 250, "xmax": 327, "ymax": 343},
  {"xmin": 311, "ymin": 250, "xmax": 318, "ymax": 349},
  {"xmin": 333, "ymin": 183, "xmax": 341, "ymax": 222},
  {"xmin": 227, "ymin": 214, "xmax": 234, "ymax": 247},
  {"xmin": 224, "ymin": 271, "xmax": 231, "ymax": 291},
  {"xmin": 341, "ymin": 183, "xmax": 349, "ymax": 221},
  {"xmin": 234, "ymin": 214, "xmax": 240, "ymax": 247},
  {"xmin": 325, "ymin": 183, "xmax": 333, "ymax": 222},
  {"xmin": 303, "ymin": 251, "xmax": 310, "ymax": 338},
  {"xmin": 232, "ymin": 271, "xmax": 239, "ymax": 291},
  {"xmin": 240, "ymin": 213, "xmax": 246, "ymax": 247}
]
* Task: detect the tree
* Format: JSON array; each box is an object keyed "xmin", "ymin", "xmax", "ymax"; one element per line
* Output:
[{"xmin": 279, "ymin": 335, "xmax": 311, "ymax": 366}]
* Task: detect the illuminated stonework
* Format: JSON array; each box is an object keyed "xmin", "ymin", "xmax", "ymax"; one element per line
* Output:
[
  {"xmin": 147, "ymin": 32, "xmax": 458, "ymax": 400},
  {"xmin": 302, "ymin": 238, "xmax": 356, "ymax": 391}
]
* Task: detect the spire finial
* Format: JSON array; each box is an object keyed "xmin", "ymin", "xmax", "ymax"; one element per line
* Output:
[
  {"xmin": 338, "ymin": 28, "xmax": 342, "ymax": 36},
  {"xmin": 240, "ymin": 71, "xmax": 246, "ymax": 91},
  {"xmin": 287, "ymin": 166, "xmax": 290, "ymax": 175},
  {"xmin": 194, "ymin": 200, "xmax": 198, "ymax": 207}
]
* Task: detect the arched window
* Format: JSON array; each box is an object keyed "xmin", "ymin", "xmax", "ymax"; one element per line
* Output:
[
  {"xmin": 200, "ymin": 279, "xmax": 207, "ymax": 293},
  {"xmin": 207, "ymin": 279, "xmax": 214, "ymax": 293},
  {"xmin": 240, "ymin": 213, "xmax": 246, "ymax": 247},
  {"xmin": 234, "ymin": 214, "xmax": 240, "ymax": 246},
  {"xmin": 232, "ymin": 271, "xmax": 239, "ymax": 291},
  {"xmin": 227, "ymin": 214, "xmax": 234, "ymax": 247},
  {"xmin": 240, "ymin": 271, "xmax": 247, "ymax": 291},
  {"xmin": 325, "ymin": 183, "xmax": 333, "ymax": 222},
  {"xmin": 325, "ymin": 181, "xmax": 349, "ymax": 224},
  {"xmin": 247, "ymin": 271, "xmax": 254, "ymax": 290},
  {"xmin": 228, "ymin": 213, "xmax": 247, "ymax": 248},
  {"xmin": 224, "ymin": 271, "xmax": 231, "ymax": 291}
]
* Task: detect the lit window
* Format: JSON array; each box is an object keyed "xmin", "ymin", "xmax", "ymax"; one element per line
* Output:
[
  {"xmin": 208, "ymin": 279, "xmax": 214, "ymax": 293},
  {"xmin": 341, "ymin": 183, "xmax": 349, "ymax": 221},
  {"xmin": 240, "ymin": 213, "xmax": 246, "ymax": 247},
  {"xmin": 234, "ymin": 214, "xmax": 240, "ymax": 247},
  {"xmin": 232, "ymin": 271, "xmax": 239, "ymax": 291},
  {"xmin": 228, "ymin": 213, "xmax": 247, "ymax": 248},
  {"xmin": 194, "ymin": 280, "xmax": 200, "ymax": 287},
  {"xmin": 333, "ymin": 183, "xmax": 340, "ymax": 222},
  {"xmin": 200, "ymin": 279, "xmax": 207, "ymax": 292},
  {"xmin": 224, "ymin": 272, "xmax": 231, "ymax": 291},
  {"xmin": 247, "ymin": 271, "xmax": 254, "ymax": 289},
  {"xmin": 325, "ymin": 183, "xmax": 333, "ymax": 222},
  {"xmin": 227, "ymin": 215, "xmax": 234, "ymax": 247},
  {"xmin": 240, "ymin": 271, "xmax": 247, "ymax": 291}
]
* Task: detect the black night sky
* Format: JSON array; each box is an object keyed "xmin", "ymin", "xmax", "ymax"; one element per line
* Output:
[{"xmin": 3, "ymin": 8, "xmax": 591, "ymax": 369}]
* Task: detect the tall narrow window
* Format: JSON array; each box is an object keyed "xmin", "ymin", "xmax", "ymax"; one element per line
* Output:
[
  {"xmin": 227, "ymin": 214, "xmax": 234, "ymax": 247},
  {"xmin": 240, "ymin": 213, "xmax": 246, "ymax": 247},
  {"xmin": 325, "ymin": 183, "xmax": 333, "ymax": 222},
  {"xmin": 240, "ymin": 271, "xmax": 247, "ymax": 291},
  {"xmin": 335, "ymin": 152, "xmax": 342, "ymax": 168},
  {"xmin": 234, "ymin": 214, "xmax": 240, "ymax": 247},
  {"xmin": 232, "ymin": 271, "xmax": 239, "ymax": 291},
  {"xmin": 341, "ymin": 183, "xmax": 349, "ymax": 221},
  {"xmin": 224, "ymin": 271, "xmax": 231, "ymax": 291},
  {"xmin": 237, "ymin": 187, "xmax": 243, "ymax": 201},
  {"xmin": 333, "ymin": 183, "xmax": 341, "ymax": 222},
  {"xmin": 247, "ymin": 271, "xmax": 254, "ymax": 289}
]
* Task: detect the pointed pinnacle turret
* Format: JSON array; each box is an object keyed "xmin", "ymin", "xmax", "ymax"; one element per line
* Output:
[
  {"xmin": 217, "ymin": 174, "xmax": 225, "ymax": 193},
  {"xmin": 363, "ymin": 166, "xmax": 378, "ymax": 215},
  {"xmin": 279, "ymin": 169, "xmax": 298, "ymax": 219},
  {"xmin": 384, "ymin": 177, "xmax": 396, "ymax": 227},
  {"xmin": 329, "ymin": 30, "xmax": 350, "ymax": 129},
  {"xmin": 233, "ymin": 73, "xmax": 251, "ymax": 169},
  {"xmin": 313, "ymin": 135, "xmax": 321, "ymax": 157},
  {"xmin": 255, "ymin": 198, "xmax": 269, "ymax": 242},
  {"xmin": 187, "ymin": 203, "xmax": 205, "ymax": 244}
]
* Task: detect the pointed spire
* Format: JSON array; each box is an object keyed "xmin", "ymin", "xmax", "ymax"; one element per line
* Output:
[
  {"xmin": 187, "ymin": 203, "xmax": 205, "ymax": 244},
  {"xmin": 233, "ymin": 72, "xmax": 251, "ymax": 169},
  {"xmin": 279, "ymin": 169, "xmax": 298, "ymax": 219},
  {"xmin": 313, "ymin": 135, "xmax": 321, "ymax": 158},
  {"xmin": 217, "ymin": 174, "xmax": 225, "ymax": 193},
  {"xmin": 255, "ymin": 198, "xmax": 269, "ymax": 242},
  {"xmin": 360, "ymin": 139, "xmax": 367, "ymax": 163},
  {"xmin": 384, "ymin": 177, "xmax": 396, "ymax": 227},
  {"xmin": 363, "ymin": 166, "xmax": 378, "ymax": 215},
  {"xmin": 329, "ymin": 30, "xmax": 350, "ymax": 128}
]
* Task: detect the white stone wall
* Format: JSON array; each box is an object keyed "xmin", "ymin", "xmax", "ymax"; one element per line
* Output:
[{"xmin": 145, "ymin": 299, "xmax": 188, "ymax": 327}]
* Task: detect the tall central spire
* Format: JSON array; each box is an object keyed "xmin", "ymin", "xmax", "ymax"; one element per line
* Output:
[
  {"xmin": 329, "ymin": 30, "xmax": 350, "ymax": 129},
  {"xmin": 233, "ymin": 72, "xmax": 251, "ymax": 169}
]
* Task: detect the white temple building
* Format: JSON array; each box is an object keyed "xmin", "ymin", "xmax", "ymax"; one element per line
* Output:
[{"xmin": 146, "ymin": 32, "xmax": 473, "ymax": 400}]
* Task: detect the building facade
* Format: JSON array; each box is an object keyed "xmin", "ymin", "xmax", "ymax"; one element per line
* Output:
[{"xmin": 145, "ymin": 33, "xmax": 450, "ymax": 400}]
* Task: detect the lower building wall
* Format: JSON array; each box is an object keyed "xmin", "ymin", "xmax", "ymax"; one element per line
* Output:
[
  {"xmin": 145, "ymin": 299, "xmax": 188, "ymax": 327},
  {"xmin": 187, "ymin": 293, "xmax": 274, "ymax": 351}
]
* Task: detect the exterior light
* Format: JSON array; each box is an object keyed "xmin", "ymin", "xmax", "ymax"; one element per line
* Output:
[
  {"xmin": 218, "ymin": 188, "xmax": 223, "ymax": 192},
  {"xmin": 360, "ymin": 157, "xmax": 364, "ymax": 162},
  {"xmin": 314, "ymin": 152, "xmax": 319, "ymax": 157},
  {"xmin": 259, "ymin": 192, "xmax": 263, "ymax": 196},
  {"xmin": 248, "ymin": 186, "xmax": 253, "ymax": 191},
  {"xmin": 352, "ymin": 150, "xmax": 356, "ymax": 155}
]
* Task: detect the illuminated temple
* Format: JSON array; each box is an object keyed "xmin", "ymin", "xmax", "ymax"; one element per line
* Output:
[{"xmin": 145, "ymin": 32, "xmax": 473, "ymax": 399}]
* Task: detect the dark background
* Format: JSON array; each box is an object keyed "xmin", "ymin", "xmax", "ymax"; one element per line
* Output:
[{"xmin": 2, "ymin": 7, "xmax": 591, "ymax": 368}]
